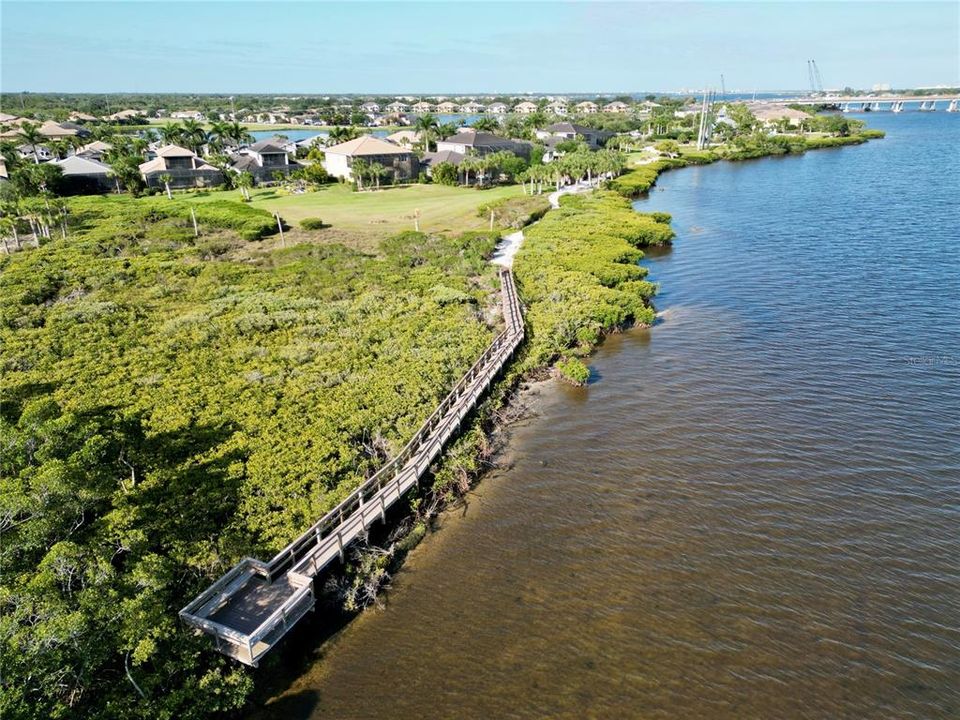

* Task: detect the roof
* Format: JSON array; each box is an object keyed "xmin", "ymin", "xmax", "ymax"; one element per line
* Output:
[
  {"xmin": 155, "ymin": 144, "xmax": 198, "ymax": 158},
  {"xmin": 545, "ymin": 122, "xmax": 609, "ymax": 136},
  {"xmin": 230, "ymin": 155, "xmax": 260, "ymax": 171},
  {"xmin": 385, "ymin": 130, "xmax": 421, "ymax": 144},
  {"xmin": 77, "ymin": 140, "xmax": 113, "ymax": 155},
  {"xmin": 39, "ymin": 121, "xmax": 78, "ymax": 138},
  {"xmin": 323, "ymin": 135, "xmax": 412, "ymax": 157},
  {"xmin": 747, "ymin": 104, "xmax": 810, "ymax": 122},
  {"xmin": 249, "ymin": 140, "xmax": 288, "ymax": 154},
  {"xmin": 421, "ymin": 150, "xmax": 465, "ymax": 166},
  {"xmin": 439, "ymin": 131, "xmax": 519, "ymax": 150},
  {"xmin": 0, "ymin": 112, "xmax": 19, "ymax": 123},
  {"xmin": 53, "ymin": 155, "xmax": 112, "ymax": 175}
]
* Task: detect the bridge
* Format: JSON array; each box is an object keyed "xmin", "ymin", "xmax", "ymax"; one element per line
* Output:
[
  {"xmin": 772, "ymin": 94, "xmax": 959, "ymax": 113},
  {"xmin": 179, "ymin": 269, "xmax": 525, "ymax": 666}
]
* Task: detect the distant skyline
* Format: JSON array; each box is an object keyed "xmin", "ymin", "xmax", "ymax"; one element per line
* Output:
[{"xmin": 2, "ymin": 1, "xmax": 958, "ymax": 94}]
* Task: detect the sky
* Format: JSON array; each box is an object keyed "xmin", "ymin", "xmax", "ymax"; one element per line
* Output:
[{"xmin": 2, "ymin": 1, "xmax": 958, "ymax": 94}]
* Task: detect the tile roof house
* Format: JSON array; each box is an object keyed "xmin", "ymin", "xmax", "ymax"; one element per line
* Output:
[
  {"xmin": 230, "ymin": 140, "xmax": 299, "ymax": 181},
  {"xmin": 603, "ymin": 101, "xmax": 630, "ymax": 113},
  {"xmin": 435, "ymin": 130, "xmax": 531, "ymax": 157},
  {"xmin": 575, "ymin": 101, "xmax": 599, "ymax": 114},
  {"xmin": 76, "ymin": 140, "xmax": 113, "ymax": 161},
  {"xmin": 39, "ymin": 121, "xmax": 84, "ymax": 139},
  {"xmin": 746, "ymin": 104, "xmax": 810, "ymax": 127},
  {"xmin": 386, "ymin": 101, "xmax": 410, "ymax": 113},
  {"xmin": 514, "ymin": 101, "xmax": 539, "ymax": 114},
  {"xmin": 321, "ymin": 135, "xmax": 418, "ymax": 182},
  {"xmin": 487, "ymin": 102, "xmax": 508, "ymax": 114},
  {"xmin": 360, "ymin": 102, "xmax": 381, "ymax": 114},
  {"xmin": 52, "ymin": 155, "xmax": 113, "ymax": 192},
  {"xmin": 436, "ymin": 101, "xmax": 460, "ymax": 113},
  {"xmin": 461, "ymin": 101, "xmax": 486, "ymax": 114},
  {"xmin": 384, "ymin": 130, "xmax": 422, "ymax": 148},
  {"xmin": 412, "ymin": 101, "xmax": 434, "ymax": 113},
  {"xmin": 547, "ymin": 101, "xmax": 569, "ymax": 116},
  {"xmin": 138, "ymin": 145, "xmax": 222, "ymax": 188},
  {"xmin": 535, "ymin": 122, "xmax": 613, "ymax": 149}
]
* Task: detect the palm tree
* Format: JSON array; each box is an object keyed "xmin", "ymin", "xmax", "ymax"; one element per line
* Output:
[
  {"xmin": 226, "ymin": 121, "xmax": 253, "ymax": 148},
  {"xmin": 236, "ymin": 171, "xmax": 254, "ymax": 200},
  {"xmin": 327, "ymin": 126, "xmax": 361, "ymax": 145},
  {"xmin": 179, "ymin": 119, "xmax": 208, "ymax": 154},
  {"xmin": 351, "ymin": 158, "xmax": 369, "ymax": 190},
  {"xmin": 17, "ymin": 122, "xmax": 44, "ymax": 163},
  {"xmin": 207, "ymin": 120, "xmax": 229, "ymax": 152},
  {"xmin": 472, "ymin": 116, "xmax": 499, "ymax": 132},
  {"xmin": 158, "ymin": 122, "xmax": 185, "ymax": 146},
  {"xmin": 413, "ymin": 113, "xmax": 439, "ymax": 153},
  {"xmin": 159, "ymin": 173, "xmax": 173, "ymax": 199},
  {"xmin": 369, "ymin": 162, "xmax": 386, "ymax": 189}
]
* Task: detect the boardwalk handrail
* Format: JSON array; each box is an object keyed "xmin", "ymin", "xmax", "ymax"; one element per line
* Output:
[
  {"xmin": 262, "ymin": 269, "xmax": 522, "ymax": 580},
  {"xmin": 180, "ymin": 270, "xmax": 524, "ymax": 658}
]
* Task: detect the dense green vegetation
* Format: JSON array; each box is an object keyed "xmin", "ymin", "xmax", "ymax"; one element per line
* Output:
[
  {"xmin": 477, "ymin": 194, "xmax": 552, "ymax": 229},
  {"xmin": 514, "ymin": 192, "xmax": 672, "ymax": 369},
  {"xmin": 0, "ymin": 194, "xmax": 505, "ymax": 719},
  {"xmin": 610, "ymin": 130, "xmax": 886, "ymax": 198}
]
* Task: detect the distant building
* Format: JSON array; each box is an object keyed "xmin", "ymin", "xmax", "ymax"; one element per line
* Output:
[
  {"xmin": 17, "ymin": 144, "xmax": 55, "ymax": 162},
  {"xmin": 230, "ymin": 139, "xmax": 299, "ymax": 182},
  {"xmin": 546, "ymin": 101, "xmax": 569, "ymax": 116},
  {"xmin": 53, "ymin": 155, "xmax": 113, "ymax": 193},
  {"xmin": 461, "ymin": 101, "xmax": 486, "ymax": 114},
  {"xmin": 138, "ymin": 144, "xmax": 222, "ymax": 188},
  {"xmin": 514, "ymin": 101, "xmax": 538, "ymax": 114},
  {"xmin": 603, "ymin": 101, "xmax": 630, "ymax": 114},
  {"xmin": 106, "ymin": 109, "xmax": 145, "ymax": 122},
  {"xmin": 412, "ymin": 101, "xmax": 434, "ymax": 113},
  {"xmin": 574, "ymin": 101, "xmax": 599, "ymax": 114},
  {"xmin": 360, "ymin": 102, "xmax": 381, "ymax": 114},
  {"xmin": 386, "ymin": 101, "xmax": 410, "ymax": 113},
  {"xmin": 746, "ymin": 103, "xmax": 810, "ymax": 127},
  {"xmin": 436, "ymin": 129, "xmax": 531, "ymax": 157},
  {"xmin": 321, "ymin": 135, "xmax": 419, "ymax": 182},
  {"xmin": 384, "ymin": 129, "xmax": 422, "ymax": 148},
  {"xmin": 75, "ymin": 140, "xmax": 113, "ymax": 161},
  {"xmin": 436, "ymin": 101, "xmax": 459, "ymax": 113},
  {"xmin": 535, "ymin": 122, "xmax": 613, "ymax": 149},
  {"xmin": 171, "ymin": 110, "xmax": 205, "ymax": 121},
  {"xmin": 487, "ymin": 102, "xmax": 508, "ymax": 115}
]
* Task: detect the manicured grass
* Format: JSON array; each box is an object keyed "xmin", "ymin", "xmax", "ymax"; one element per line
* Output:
[{"xmin": 199, "ymin": 183, "xmax": 527, "ymax": 237}]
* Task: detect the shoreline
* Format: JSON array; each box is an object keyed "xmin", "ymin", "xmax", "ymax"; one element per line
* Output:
[{"xmin": 248, "ymin": 129, "xmax": 887, "ymax": 713}]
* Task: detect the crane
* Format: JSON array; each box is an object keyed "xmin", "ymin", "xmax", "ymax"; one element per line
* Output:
[{"xmin": 811, "ymin": 60, "xmax": 825, "ymax": 94}]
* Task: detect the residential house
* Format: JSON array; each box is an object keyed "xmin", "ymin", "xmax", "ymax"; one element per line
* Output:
[
  {"xmin": 68, "ymin": 112, "xmax": 99, "ymax": 123},
  {"xmin": 321, "ymin": 135, "xmax": 418, "ymax": 182},
  {"xmin": 76, "ymin": 140, "xmax": 113, "ymax": 161},
  {"xmin": 547, "ymin": 101, "xmax": 569, "ymax": 116},
  {"xmin": 747, "ymin": 104, "xmax": 810, "ymax": 128},
  {"xmin": 0, "ymin": 112, "xmax": 20, "ymax": 124},
  {"xmin": 575, "ymin": 101, "xmax": 599, "ymax": 114},
  {"xmin": 436, "ymin": 101, "xmax": 459, "ymax": 114},
  {"xmin": 420, "ymin": 149, "xmax": 465, "ymax": 174},
  {"xmin": 171, "ymin": 110, "xmax": 205, "ymax": 121},
  {"xmin": 435, "ymin": 129, "xmax": 531, "ymax": 157},
  {"xmin": 106, "ymin": 109, "xmax": 145, "ymax": 122},
  {"xmin": 386, "ymin": 101, "xmax": 410, "ymax": 113},
  {"xmin": 461, "ymin": 101, "xmax": 486, "ymax": 114},
  {"xmin": 385, "ymin": 130, "xmax": 422, "ymax": 149},
  {"xmin": 17, "ymin": 144, "xmax": 54, "ymax": 162},
  {"xmin": 412, "ymin": 101, "xmax": 434, "ymax": 113},
  {"xmin": 360, "ymin": 102, "xmax": 381, "ymax": 114},
  {"xmin": 39, "ymin": 120, "xmax": 84, "ymax": 139},
  {"xmin": 514, "ymin": 101, "xmax": 538, "ymax": 114},
  {"xmin": 138, "ymin": 144, "xmax": 222, "ymax": 188},
  {"xmin": 53, "ymin": 155, "xmax": 113, "ymax": 193},
  {"xmin": 603, "ymin": 101, "xmax": 630, "ymax": 114},
  {"xmin": 487, "ymin": 102, "xmax": 508, "ymax": 115},
  {"xmin": 535, "ymin": 122, "xmax": 613, "ymax": 149},
  {"xmin": 230, "ymin": 139, "xmax": 299, "ymax": 182}
]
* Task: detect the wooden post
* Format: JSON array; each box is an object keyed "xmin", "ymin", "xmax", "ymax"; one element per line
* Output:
[
  {"xmin": 190, "ymin": 207, "xmax": 199, "ymax": 237},
  {"xmin": 414, "ymin": 208, "xmax": 420, "ymax": 232},
  {"xmin": 489, "ymin": 210, "xmax": 494, "ymax": 231},
  {"xmin": 275, "ymin": 213, "xmax": 285, "ymax": 247}
]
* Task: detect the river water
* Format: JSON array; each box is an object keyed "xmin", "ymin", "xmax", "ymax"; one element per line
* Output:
[{"xmin": 260, "ymin": 113, "xmax": 960, "ymax": 719}]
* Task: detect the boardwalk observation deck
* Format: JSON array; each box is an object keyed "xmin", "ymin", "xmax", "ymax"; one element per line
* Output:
[{"xmin": 179, "ymin": 269, "xmax": 524, "ymax": 666}]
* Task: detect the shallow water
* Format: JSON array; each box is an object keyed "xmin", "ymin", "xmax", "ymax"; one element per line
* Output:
[{"xmin": 260, "ymin": 112, "xmax": 960, "ymax": 719}]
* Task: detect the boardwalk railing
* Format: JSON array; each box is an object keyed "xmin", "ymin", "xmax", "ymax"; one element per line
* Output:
[{"xmin": 180, "ymin": 269, "xmax": 524, "ymax": 665}]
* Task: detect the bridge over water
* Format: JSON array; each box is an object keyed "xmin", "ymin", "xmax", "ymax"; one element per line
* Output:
[
  {"xmin": 772, "ymin": 94, "xmax": 959, "ymax": 112},
  {"xmin": 179, "ymin": 269, "xmax": 525, "ymax": 665}
]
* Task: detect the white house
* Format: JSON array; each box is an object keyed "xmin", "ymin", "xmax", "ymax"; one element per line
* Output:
[
  {"xmin": 436, "ymin": 101, "xmax": 459, "ymax": 113},
  {"xmin": 412, "ymin": 101, "xmax": 434, "ymax": 113},
  {"xmin": 514, "ymin": 101, "xmax": 538, "ymax": 114},
  {"xmin": 461, "ymin": 101, "xmax": 486, "ymax": 114},
  {"xmin": 546, "ymin": 101, "xmax": 568, "ymax": 116},
  {"xmin": 321, "ymin": 135, "xmax": 418, "ymax": 181},
  {"xmin": 360, "ymin": 102, "xmax": 381, "ymax": 114},
  {"xmin": 386, "ymin": 101, "xmax": 409, "ymax": 113},
  {"xmin": 487, "ymin": 102, "xmax": 508, "ymax": 114},
  {"xmin": 171, "ymin": 110, "xmax": 205, "ymax": 121},
  {"xmin": 603, "ymin": 101, "xmax": 630, "ymax": 113},
  {"xmin": 575, "ymin": 101, "xmax": 599, "ymax": 114}
]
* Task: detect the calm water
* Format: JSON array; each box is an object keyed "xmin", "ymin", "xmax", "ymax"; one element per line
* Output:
[{"xmin": 261, "ymin": 113, "xmax": 960, "ymax": 719}]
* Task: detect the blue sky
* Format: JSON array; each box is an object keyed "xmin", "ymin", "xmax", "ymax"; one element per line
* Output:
[{"xmin": 2, "ymin": 1, "xmax": 958, "ymax": 93}]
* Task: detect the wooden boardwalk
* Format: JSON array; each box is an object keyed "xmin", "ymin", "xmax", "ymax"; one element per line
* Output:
[{"xmin": 180, "ymin": 269, "xmax": 524, "ymax": 665}]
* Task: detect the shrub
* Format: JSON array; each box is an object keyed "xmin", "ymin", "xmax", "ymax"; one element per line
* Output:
[
  {"xmin": 556, "ymin": 357, "xmax": 590, "ymax": 385},
  {"xmin": 477, "ymin": 194, "xmax": 551, "ymax": 229},
  {"xmin": 300, "ymin": 217, "xmax": 326, "ymax": 230},
  {"xmin": 432, "ymin": 162, "xmax": 459, "ymax": 186}
]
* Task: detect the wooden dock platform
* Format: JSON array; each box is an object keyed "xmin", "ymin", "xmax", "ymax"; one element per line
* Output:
[{"xmin": 179, "ymin": 269, "xmax": 524, "ymax": 665}]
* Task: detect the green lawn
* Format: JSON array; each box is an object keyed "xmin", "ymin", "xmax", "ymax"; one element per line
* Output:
[{"xmin": 200, "ymin": 182, "xmax": 526, "ymax": 237}]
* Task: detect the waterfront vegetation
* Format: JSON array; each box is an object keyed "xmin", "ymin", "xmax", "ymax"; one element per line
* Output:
[{"xmin": 0, "ymin": 94, "xmax": 891, "ymax": 719}]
